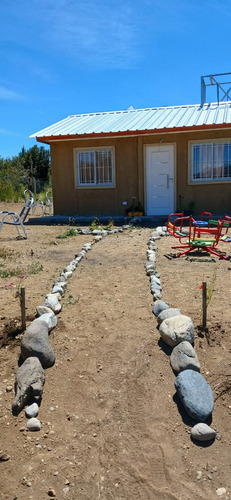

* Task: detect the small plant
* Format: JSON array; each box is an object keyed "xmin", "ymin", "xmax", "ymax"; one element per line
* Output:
[
  {"xmin": 7, "ymin": 276, "xmax": 24, "ymax": 305},
  {"xmin": 206, "ymin": 267, "xmax": 217, "ymax": 308},
  {"xmin": 104, "ymin": 218, "xmax": 114, "ymax": 230},
  {"xmin": 127, "ymin": 197, "xmax": 144, "ymax": 216},
  {"xmin": 7, "ymin": 276, "xmax": 24, "ymax": 298},
  {"xmin": 0, "ymin": 261, "xmax": 43, "ymax": 278},
  {"xmin": 91, "ymin": 217, "xmax": 100, "ymax": 230},
  {"xmin": 68, "ymin": 217, "xmax": 76, "ymax": 226},
  {"xmin": 56, "ymin": 228, "xmax": 78, "ymax": 239},
  {"xmin": 65, "ymin": 293, "xmax": 79, "ymax": 306},
  {"xmin": 27, "ymin": 261, "xmax": 43, "ymax": 274},
  {"xmin": 0, "ymin": 266, "xmax": 25, "ymax": 278}
]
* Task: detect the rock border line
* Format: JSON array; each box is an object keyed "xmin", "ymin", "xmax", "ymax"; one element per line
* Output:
[
  {"xmin": 146, "ymin": 226, "xmax": 218, "ymax": 444},
  {"xmin": 11, "ymin": 225, "xmax": 130, "ymax": 430},
  {"xmin": 11, "ymin": 223, "xmax": 219, "ymax": 444}
]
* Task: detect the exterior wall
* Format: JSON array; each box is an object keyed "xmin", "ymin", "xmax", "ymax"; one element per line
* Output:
[
  {"xmin": 50, "ymin": 128, "xmax": 231, "ymax": 216},
  {"xmin": 50, "ymin": 137, "xmax": 139, "ymax": 216}
]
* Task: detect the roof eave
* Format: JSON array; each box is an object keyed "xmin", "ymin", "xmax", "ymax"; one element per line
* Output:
[{"xmin": 35, "ymin": 122, "xmax": 231, "ymax": 144}]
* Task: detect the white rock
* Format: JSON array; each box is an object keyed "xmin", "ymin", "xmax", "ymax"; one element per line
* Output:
[
  {"xmin": 62, "ymin": 271, "xmax": 72, "ymax": 279},
  {"xmin": 64, "ymin": 264, "xmax": 75, "ymax": 272},
  {"xmin": 26, "ymin": 402, "xmax": 39, "ymax": 418},
  {"xmin": 159, "ymin": 315, "xmax": 194, "ymax": 347},
  {"xmin": 191, "ymin": 423, "xmax": 216, "ymax": 442},
  {"xmin": 216, "ymin": 488, "xmax": 227, "ymax": 497},
  {"xmin": 52, "ymin": 285, "xmax": 65, "ymax": 296},
  {"xmin": 43, "ymin": 294, "xmax": 62, "ymax": 314},
  {"xmin": 63, "ymin": 487, "xmax": 70, "ymax": 494},
  {"xmin": 27, "ymin": 417, "xmax": 41, "ymax": 431},
  {"xmin": 49, "ymin": 292, "xmax": 61, "ymax": 301},
  {"xmin": 69, "ymin": 260, "xmax": 79, "ymax": 267},
  {"xmin": 75, "ymin": 255, "xmax": 83, "ymax": 262},
  {"xmin": 36, "ymin": 305, "xmax": 53, "ymax": 316}
]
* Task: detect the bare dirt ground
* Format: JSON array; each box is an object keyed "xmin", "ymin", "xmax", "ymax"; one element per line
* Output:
[{"xmin": 0, "ymin": 202, "xmax": 231, "ymax": 500}]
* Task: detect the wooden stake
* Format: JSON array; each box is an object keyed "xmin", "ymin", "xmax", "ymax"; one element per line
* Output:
[
  {"xmin": 202, "ymin": 281, "xmax": 207, "ymax": 329},
  {"xmin": 21, "ymin": 287, "xmax": 26, "ymax": 331}
]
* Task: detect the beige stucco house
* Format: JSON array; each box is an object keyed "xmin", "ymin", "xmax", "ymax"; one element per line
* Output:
[{"xmin": 30, "ymin": 102, "xmax": 231, "ymax": 217}]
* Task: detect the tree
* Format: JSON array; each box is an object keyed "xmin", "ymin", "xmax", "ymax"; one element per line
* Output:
[
  {"xmin": 19, "ymin": 145, "xmax": 50, "ymax": 181},
  {"xmin": 0, "ymin": 145, "xmax": 51, "ymax": 200}
]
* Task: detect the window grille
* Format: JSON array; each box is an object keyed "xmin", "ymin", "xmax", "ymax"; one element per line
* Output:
[
  {"xmin": 190, "ymin": 141, "xmax": 231, "ymax": 182},
  {"xmin": 76, "ymin": 149, "xmax": 114, "ymax": 187}
]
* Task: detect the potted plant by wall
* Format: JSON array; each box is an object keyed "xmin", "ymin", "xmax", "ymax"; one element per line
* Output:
[{"xmin": 127, "ymin": 197, "xmax": 144, "ymax": 217}]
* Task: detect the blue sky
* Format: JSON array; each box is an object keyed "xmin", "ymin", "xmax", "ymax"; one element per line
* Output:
[{"xmin": 0, "ymin": 0, "xmax": 230, "ymax": 158}]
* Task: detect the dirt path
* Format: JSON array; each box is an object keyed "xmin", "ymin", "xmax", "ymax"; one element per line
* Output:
[{"xmin": 0, "ymin": 206, "xmax": 230, "ymax": 499}]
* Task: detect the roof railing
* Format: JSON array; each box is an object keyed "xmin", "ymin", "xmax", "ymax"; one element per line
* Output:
[{"xmin": 201, "ymin": 72, "xmax": 231, "ymax": 106}]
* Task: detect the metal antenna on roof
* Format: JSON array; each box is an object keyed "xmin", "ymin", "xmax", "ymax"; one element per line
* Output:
[{"xmin": 201, "ymin": 72, "xmax": 231, "ymax": 106}]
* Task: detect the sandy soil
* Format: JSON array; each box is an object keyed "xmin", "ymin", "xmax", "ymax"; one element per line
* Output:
[{"xmin": 0, "ymin": 203, "xmax": 231, "ymax": 500}]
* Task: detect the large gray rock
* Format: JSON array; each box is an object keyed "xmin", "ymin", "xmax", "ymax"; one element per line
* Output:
[
  {"xmin": 170, "ymin": 341, "xmax": 200, "ymax": 373},
  {"xmin": 175, "ymin": 370, "xmax": 214, "ymax": 421},
  {"xmin": 159, "ymin": 315, "xmax": 194, "ymax": 347},
  {"xmin": 12, "ymin": 357, "xmax": 45, "ymax": 414},
  {"xmin": 152, "ymin": 300, "xmax": 169, "ymax": 317},
  {"xmin": 34, "ymin": 311, "xmax": 58, "ymax": 332},
  {"xmin": 21, "ymin": 320, "xmax": 56, "ymax": 368},
  {"xmin": 191, "ymin": 423, "xmax": 216, "ymax": 442},
  {"xmin": 157, "ymin": 308, "xmax": 181, "ymax": 325}
]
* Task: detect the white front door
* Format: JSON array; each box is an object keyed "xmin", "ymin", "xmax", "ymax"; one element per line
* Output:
[{"xmin": 145, "ymin": 144, "xmax": 175, "ymax": 215}]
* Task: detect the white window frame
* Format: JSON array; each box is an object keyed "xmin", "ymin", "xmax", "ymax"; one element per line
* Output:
[
  {"xmin": 189, "ymin": 139, "xmax": 231, "ymax": 184},
  {"xmin": 74, "ymin": 147, "xmax": 115, "ymax": 188}
]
